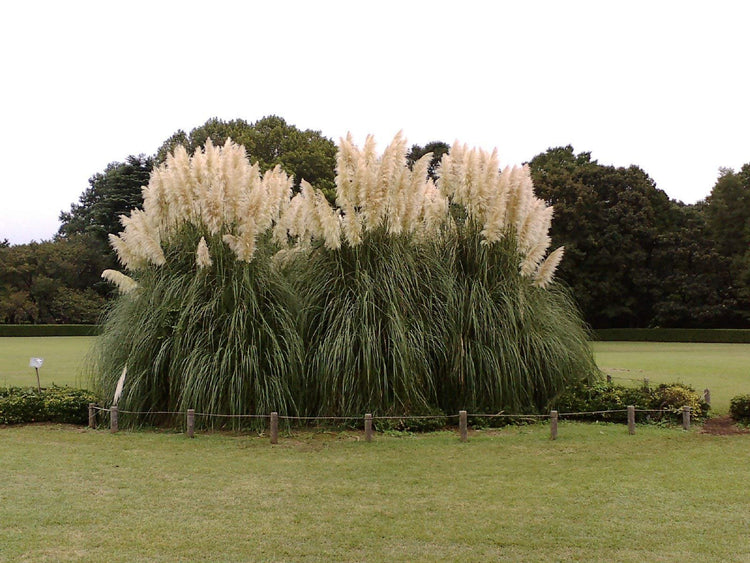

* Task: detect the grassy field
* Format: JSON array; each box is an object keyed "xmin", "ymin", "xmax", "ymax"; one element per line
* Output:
[
  {"xmin": 0, "ymin": 337, "xmax": 94, "ymax": 388},
  {"xmin": 592, "ymin": 342, "xmax": 750, "ymax": 414},
  {"xmin": 2, "ymin": 338, "xmax": 750, "ymax": 415},
  {"xmin": 1, "ymin": 423, "xmax": 748, "ymax": 562}
]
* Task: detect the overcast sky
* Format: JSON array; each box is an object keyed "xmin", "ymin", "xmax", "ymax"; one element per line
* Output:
[{"xmin": 2, "ymin": 0, "xmax": 749, "ymax": 244}]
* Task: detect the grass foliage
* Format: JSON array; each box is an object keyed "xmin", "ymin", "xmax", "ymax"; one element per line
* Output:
[
  {"xmin": 437, "ymin": 224, "xmax": 597, "ymax": 414},
  {"xmin": 91, "ymin": 219, "xmax": 597, "ymax": 425},
  {"xmin": 90, "ymin": 230, "xmax": 302, "ymax": 425},
  {"xmin": 3, "ymin": 425, "xmax": 750, "ymax": 561}
]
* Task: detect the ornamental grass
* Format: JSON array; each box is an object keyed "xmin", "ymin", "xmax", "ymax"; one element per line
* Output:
[{"xmin": 92, "ymin": 133, "xmax": 599, "ymax": 426}]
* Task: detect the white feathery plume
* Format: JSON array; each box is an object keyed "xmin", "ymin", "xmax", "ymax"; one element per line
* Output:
[
  {"xmin": 533, "ymin": 247, "xmax": 565, "ymax": 288},
  {"xmin": 101, "ymin": 269, "xmax": 139, "ymax": 294},
  {"xmin": 196, "ymin": 237, "xmax": 213, "ymax": 268},
  {"xmin": 113, "ymin": 365, "xmax": 127, "ymax": 406}
]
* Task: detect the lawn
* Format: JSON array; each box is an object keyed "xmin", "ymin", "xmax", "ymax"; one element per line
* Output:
[
  {"xmin": 0, "ymin": 337, "xmax": 94, "ymax": 388},
  {"xmin": 592, "ymin": 342, "xmax": 750, "ymax": 414},
  {"xmin": 1, "ymin": 423, "xmax": 748, "ymax": 561},
  {"xmin": 2, "ymin": 338, "xmax": 750, "ymax": 416}
]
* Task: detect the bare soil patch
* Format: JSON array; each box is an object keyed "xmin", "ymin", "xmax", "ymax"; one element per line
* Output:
[{"xmin": 701, "ymin": 415, "xmax": 750, "ymax": 435}]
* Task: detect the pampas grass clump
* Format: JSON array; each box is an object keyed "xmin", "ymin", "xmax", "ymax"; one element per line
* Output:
[
  {"xmin": 94, "ymin": 133, "xmax": 598, "ymax": 425},
  {"xmin": 91, "ymin": 142, "xmax": 302, "ymax": 426}
]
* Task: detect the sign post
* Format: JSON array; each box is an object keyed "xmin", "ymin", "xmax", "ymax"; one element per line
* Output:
[{"xmin": 29, "ymin": 357, "xmax": 44, "ymax": 392}]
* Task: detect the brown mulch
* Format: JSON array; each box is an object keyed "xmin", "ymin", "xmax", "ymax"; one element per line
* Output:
[{"xmin": 701, "ymin": 415, "xmax": 750, "ymax": 435}]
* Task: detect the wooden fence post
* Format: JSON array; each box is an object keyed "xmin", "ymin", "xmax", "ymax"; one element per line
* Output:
[
  {"xmin": 643, "ymin": 378, "xmax": 649, "ymax": 389},
  {"xmin": 270, "ymin": 412, "xmax": 278, "ymax": 444},
  {"xmin": 365, "ymin": 413, "xmax": 373, "ymax": 442},
  {"xmin": 110, "ymin": 406, "xmax": 118, "ymax": 433},
  {"xmin": 187, "ymin": 409, "xmax": 195, "ymax": 438},
  {"xmin": 459, "ymin": 410, "xmax": 468, "ymax": 442},
  {"xmin": 627, "ymin": 405, "xmax": 635, "ymax": 435},
  {"xmin": 88, "ymin": 403, "xmax": 96, "ymax": 429},
  {"xmin": 606, "ymin": 374, "xmax": 612, "ymax": 384},
  {"xmin": 703, "ymin": 388, "xmax": 711, "ymax": 407},
  {"xmin": 550, "ymin": 410, "xmax": 558, "ymax": 440},
  {"xmin": 682, "ymin": 406, "xmax": 691, "ymax": 431}
]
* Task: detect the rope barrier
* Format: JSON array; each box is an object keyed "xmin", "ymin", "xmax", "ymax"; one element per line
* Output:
[
  {"xmin": 558, "ymin": 409, "xmax": 629, "ymax": 416},
  {"xmin": 466, "ymin": 413, "xmax": 549, "ymax": 418},
  {"xmin": 194, "ymin": 412, "xmax": 269, "ymax": 418},
  {"xmin": 89, "ymin": 406, "xmax": 688, "ymax": 420}
]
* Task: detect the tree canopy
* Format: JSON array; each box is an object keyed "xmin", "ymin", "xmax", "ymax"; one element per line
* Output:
[{"xmin": 156, "ymin": 116, "xmax": 338, "ymax": 201}]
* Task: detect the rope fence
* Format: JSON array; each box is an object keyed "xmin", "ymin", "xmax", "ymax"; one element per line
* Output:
[{"xmin": 88, "ymin": 402, "xmax": 697, "ymax": 442}]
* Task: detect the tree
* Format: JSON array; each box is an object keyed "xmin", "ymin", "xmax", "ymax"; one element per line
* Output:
[
  {"xmin": 650, "ymin": 202, "xmax": 742, "ymax": 327},
  {"xmin": 406, "ymin": 141, "xmax": 450, "ymax": 181},
  {"xmin": 704, "ymin": 165, "xmax": 750, "ymax": 289},
  {"xmin": 156, "ymin": 116, "xmax": 338, "ymax": 201},
  {"xmin": 59, "ymin": 155, "xmax": 154, "ymax": 245},
  {"xmin": 0, "ymin": 237, "xmax": 109, "ymax": 323},
  {"xmin": 529, "ymin": 146, "xmax": 675, "ymax": 328}
]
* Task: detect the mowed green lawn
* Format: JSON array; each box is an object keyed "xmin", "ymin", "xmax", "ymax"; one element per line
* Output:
[
  {"xmin": 1, "ymin": 423, "xmax": 749, "ymax": 561},
  {"xmin": 0, "ymin": 337, "xmax": 95, "ymax": 388},
  {"xmin": 2, "ymin": 338, "xmax": 749, "ymax": 415},
  {"xmin": 592, "ymin": 342, "xmax": 750, "ymax": 414}
]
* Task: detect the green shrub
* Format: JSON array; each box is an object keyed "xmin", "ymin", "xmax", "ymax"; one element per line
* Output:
[
  {"xmin": 729, "ymin": 394, "xmax": 750, "ymax": 423},
  {"xmin": 0, "ymin": 386, "xmax": 99, "ymax": 425},
  {"xmin": 652, "ymin": 383, "xmax": 708, "ymax": 420},
  {"xmin": 553, "ymin": 381, "xmax": 708, "ymax": 423}
]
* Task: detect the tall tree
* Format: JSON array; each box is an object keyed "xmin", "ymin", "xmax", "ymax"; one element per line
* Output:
[
  {"xmin": 529, "ymin": 146, "xmax": 675, "ymax": 328},
  {"xmin": 59, "ymin": 155, "xmax": 154, "ymax": 245},
  {"xmin": 156, "ymin": 116, "xmax": 338, "ymax": 201},
  {"xmin": 704, "ymin": 164, "xmax": 750, "ymax": 288}
]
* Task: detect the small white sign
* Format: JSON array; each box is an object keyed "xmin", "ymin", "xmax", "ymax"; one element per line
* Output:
[{"xmin": 29, "ymin": 357, "xmax": 44, "ymax": 368}]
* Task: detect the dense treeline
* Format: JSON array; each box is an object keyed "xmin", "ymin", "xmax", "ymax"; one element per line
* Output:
[{"xmin": 1, "ymin": 115, "xmax": 748, "ymax": 328}]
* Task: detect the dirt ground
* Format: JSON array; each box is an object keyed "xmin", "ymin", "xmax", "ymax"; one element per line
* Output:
[{"xmin": 701, "ymin": 415, "xmax": 750, "ymax": 435}]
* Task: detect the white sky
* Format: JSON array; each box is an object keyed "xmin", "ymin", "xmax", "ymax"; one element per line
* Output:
[{"xmin": 2, "ymin": 0, "xmax": 749, "ymax": 244}]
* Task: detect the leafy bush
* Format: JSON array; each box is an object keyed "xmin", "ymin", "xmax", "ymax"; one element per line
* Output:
[
  {"xmin": 0, "ymin": 386, "xmax": 99, "ymax": 425},
  {"xmin": 652, "ymin": 384, "xmax": 708, "ymax": 420},
  {"xmin": 553, "ymin": 381, "xmax": 708, "ymax": 423},
  {"xmin": 730, "ymin": 394, "xmax": 750, "ymax": 423}
]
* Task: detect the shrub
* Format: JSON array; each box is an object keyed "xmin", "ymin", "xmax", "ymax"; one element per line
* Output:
[
  {"xmin": 730, "ymin": 394, "xmax": 750, "ymax": 423},
  {"xmin": 652, "ymin": 383, "xmax": 708, "ymax": 420},
  {"xmin": 553, "ymin": 381, "xmax": 708, "ymax": 423},
  {"xmin": 0, "ymin": 386, "xmax": 99, "ymax": 425}
]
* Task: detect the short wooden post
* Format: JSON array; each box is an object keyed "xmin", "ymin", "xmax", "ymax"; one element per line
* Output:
[
  {"xmin": 364, "ymin": 413, "xmax": 373, "ymax": 442},
  {"xmin": 110, "ymin": 406, "xmax": 119, "ymax": 433},
  {"xmin": 88, "ymin": 403, "xmax": 96, "ymax": 429},
  {"xmin": 187, "ymin": 409, "xmax": 195, "ymax": 438},
  {"xmin": 550, "ymin": 410, "xmax": 558, "ymax": 440},
  {"xmin": 643, "ymin": 378, "xmax": 649, "ymax": 389},
  {"xmin": 627, "ymin": 405, "xmax": 635, "ymax": 435},
  {"xmin": 459, "ymin": 410, "xmax": 468, "ymax": 442},
  {"xmin": 703, "ymin": 388, "xmax": 711, "ymax": 407},
  {"xmin": 606, "ymin": 374, "xmax": 612, "ymax": 384},
  {"xmin": 682, "ymin": 405, "xmax": 691, "ymax": 431},
  {"xmin": 270, "ymin": 412, "xmax": 278, "ymax": 444}
]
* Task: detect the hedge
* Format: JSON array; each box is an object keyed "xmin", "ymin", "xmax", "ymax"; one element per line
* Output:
[
  {"xmin": 594, "ymin": 328, "xmax": 750, "ymax": 343},
  {"xmin": 0, "ymin": 324, "xmax": 101, "ymax": 337},
  {"xmin": 0, "ymin": 386, "xmax": 100, "ymax": 425}
]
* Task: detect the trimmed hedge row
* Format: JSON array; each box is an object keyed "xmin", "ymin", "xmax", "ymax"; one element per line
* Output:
[
  {"xmin": 0, "ymin": 386, "xmax": 100, "ymax": 425},
  {"xmin": 594, "ymin": 328, "xmax": 750, "ymax": 343},
  {"xmin": 0, "ymin": 324, "xmax": 101, "ymax": 337}
]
